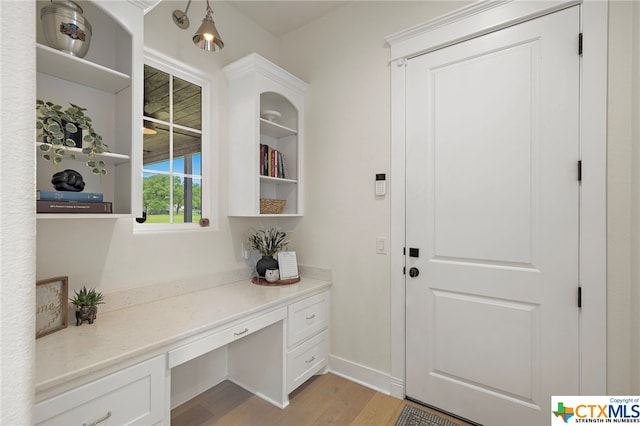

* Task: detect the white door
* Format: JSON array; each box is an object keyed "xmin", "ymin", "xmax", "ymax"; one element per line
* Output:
[{"xmin": 405, "ymin": 7, "xmax": 580, "ymax": 425}]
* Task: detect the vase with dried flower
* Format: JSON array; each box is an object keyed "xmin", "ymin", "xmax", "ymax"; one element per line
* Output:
[{"xmin": 248, "ymin": 227, "xmax": 289, "ymax": 277}]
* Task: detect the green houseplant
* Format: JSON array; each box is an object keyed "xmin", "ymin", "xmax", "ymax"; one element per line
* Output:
[
  {"xmin": 36, "ymin": 100, "xmax": 110, "ymax": 176},
  {"xmin": 248, "ymin": 227, "xmax": 289, "ymax": 277},
  {"xmin": 70, "ymin": 286, "xmax": 104, "ymax": 326}
]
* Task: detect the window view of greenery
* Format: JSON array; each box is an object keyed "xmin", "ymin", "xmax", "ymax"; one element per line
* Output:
[
  {"xmin": 143, "ymin": 173, "xmax": 202, "ymax": 223},
  {"xmin": 143, "ymin": 64, "xmax": 203, "ymax": 224}
]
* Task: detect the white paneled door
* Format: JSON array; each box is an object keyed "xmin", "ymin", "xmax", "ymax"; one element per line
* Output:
[{"xmin": 405, "ymin": 6, "xmax": 580, "ymax": 425}]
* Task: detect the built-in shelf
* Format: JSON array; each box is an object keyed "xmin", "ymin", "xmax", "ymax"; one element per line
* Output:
[
  {"xmin": 224, "ymin": 53, "xmax": 308, "ymax": 217},
  {"xmin": 260, "ymin": 176, "xmax": 298, "ymax": 184},
  {"xmin": 36, "ymin": 213, "xmax": 130, "ymax": 220},
  {"xmin": 36, "ymin": 43, "xmax": 131, "ymax": 94},
  {"xmin": 35, "ymin": 142, "xmax": 130, "ymax": 166},
  {"xmin": 260, "ymin": 119, "xmax": 298, "ymax": 138}
]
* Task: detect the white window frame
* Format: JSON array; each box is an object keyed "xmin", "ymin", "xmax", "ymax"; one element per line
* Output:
[{"xmin": 134, "ymin": 48, "xmax": 217, "ymax": 233}]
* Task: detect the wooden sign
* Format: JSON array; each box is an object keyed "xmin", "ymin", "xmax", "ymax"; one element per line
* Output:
[{"xmin": 36, "ymin": 276, "xmax": 68, "ymax": 338}]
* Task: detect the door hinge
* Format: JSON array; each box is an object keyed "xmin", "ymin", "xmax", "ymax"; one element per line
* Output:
[
  {"xmin": 403, "ymin": 266, "xmax": 406, "ymax": 275},
  {"xmin": 578, "ymin": 286, "xmax": 582, "ymax": 308},
  {"xmin": 579, "ymin": 33, "xmax": 583, "ymax": 56},
  {"xmin": 578, "ymin": 160, "xmax": 582, "ymax": 182}
]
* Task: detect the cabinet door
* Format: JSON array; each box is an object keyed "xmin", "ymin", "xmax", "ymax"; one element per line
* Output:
[{"xmin": 34, "ymin": 355, "xmax": 166, "ymax": 426}]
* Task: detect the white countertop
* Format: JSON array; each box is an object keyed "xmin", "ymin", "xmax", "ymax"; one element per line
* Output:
[{"xmin": 35, "ymin": 277, "xmax": 331, "ymax": 399}]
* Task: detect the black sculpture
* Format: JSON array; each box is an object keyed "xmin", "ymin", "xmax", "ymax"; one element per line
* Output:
[{"xmin": 51, "ymin": 169, "xmax": 85, "ymax": 192}]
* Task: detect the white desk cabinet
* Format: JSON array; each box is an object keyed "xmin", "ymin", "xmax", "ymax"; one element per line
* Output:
[
  {"xmin": 35, "ymin": 278, "xmax": 331, "ymax": 424},
  {"xmin": 286, "ymin": 290, "xmax": 330, "ymax": 392},
  {"xmin": 34, "ymin": 355, "xmax": 165, "ymax": 426}
]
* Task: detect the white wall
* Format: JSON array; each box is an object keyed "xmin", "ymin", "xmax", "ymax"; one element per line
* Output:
[
  {"xmin": 278, "ymin": 1, "xmax": 470, "ymax": 378},
  {"xmin": 279, "ymin": 0, "xmax": 639, "ymax": 392},
  {"xmin": 607, "ymin": 0, "xmax": 635, "ymax": 394},
  {"xmin": 0, "ymin": 1, "xmax": 36, "ymax": 424},
  {"xmin": 630, "ymin": 1, "xmax": 640, "ymax": 395},
  {"xmin": 35, "ymin": 1, "xmax": 285, "ymax": 294},
  {"xmin": 24, "ymin": 0, "xmax": 640, "ymax": 409}
]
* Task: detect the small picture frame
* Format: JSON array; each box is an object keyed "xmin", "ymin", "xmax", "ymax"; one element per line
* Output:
[{"xmin": 36, "ymin": 276, "xmax": 68, "ymax": 338}]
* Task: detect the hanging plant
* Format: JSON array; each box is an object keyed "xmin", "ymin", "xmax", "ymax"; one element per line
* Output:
[{"xmin": 36, "ymin": 100, "xmax": 110, "ymax": 176}]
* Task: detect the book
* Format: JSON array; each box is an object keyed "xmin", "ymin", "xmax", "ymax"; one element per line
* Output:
[
  {"xmin": 260, "ymin": 144, "xmax": 288, "ymax": 179},
  {"xmin": 37, "ymin": 190, "xmax": 104, "ymax": 202},
  {"xmin": 37, "ymin": 200, "xmax": 113, "ymax": 214}
]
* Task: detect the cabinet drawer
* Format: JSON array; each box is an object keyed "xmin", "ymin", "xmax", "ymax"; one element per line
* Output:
[
  {"xmin": 287, "ymin": 291, "xmax": 329, "ymax": 347},
  {"xmin": 169, "ymin": 307, "xmax": 286, "ymax": 368},
  {"xmin": 287, "ymin": 329, "xmax": 328, "ymax": 393},
  {"xmin": 34, "ymin": 355, "xmax": 165, "ymax": 426}
]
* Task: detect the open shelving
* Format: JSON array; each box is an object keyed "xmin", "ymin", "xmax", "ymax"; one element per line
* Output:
[
  {"xmin": 35, "ymin": 1, "xmax": 139, "ymax": 218},
  {"xmin": 224, "ymin": 53, "xmax": 308, "ymax": 217}
]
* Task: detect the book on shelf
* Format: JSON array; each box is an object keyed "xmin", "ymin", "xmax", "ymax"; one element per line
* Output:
[
  {"xmin": 37, "ymin": 190, "xmax": 104, "ymax": 202},
  {"xmin": 37, "ymin": 200, "xmax": 113, "ymax": 214},
  {"xmin": 260, "ymin": 144, "xmax": 287, "ymax": 179}
]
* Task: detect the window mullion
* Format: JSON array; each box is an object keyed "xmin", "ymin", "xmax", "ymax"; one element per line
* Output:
[{"xmin": 169, "ymin": 75, "xmax": 174, "ymax": 223}]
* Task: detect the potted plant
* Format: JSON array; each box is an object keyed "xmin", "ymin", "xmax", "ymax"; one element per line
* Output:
[
  {"xmin": 36, "ymin": 100, "xmax": 110, "ymax": 176},
  {"xmin": 70, "ymin": 286, "xmax": 104, "ymax": 326},
  {"xmin": 248, "ymin": 227, "xmax": 289, "ymax": 277}
]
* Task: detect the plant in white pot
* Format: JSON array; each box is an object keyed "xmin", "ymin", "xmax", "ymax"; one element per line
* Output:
[
  {"xmin": 248, "ymin": 227, "xmax": 289, "ymax": 277},
  {"xmin": 36, "ymin": 100, "xmax": 109, "ymax": 176}
]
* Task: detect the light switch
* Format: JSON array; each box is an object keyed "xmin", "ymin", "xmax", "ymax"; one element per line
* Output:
[{"xmin": 376, "ymin": 237, "xmax": 387, "ymax": 254}]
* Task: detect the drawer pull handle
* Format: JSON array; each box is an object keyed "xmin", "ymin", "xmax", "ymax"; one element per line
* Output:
[
  {"xmin": 306, "ymin": 314, "xmax": 316, "ymax": 320},
  {"xmin": 234, "ymin": 328, "xmax": 249, "ymax": 336},
  {"xmin": 305, "ymin": 356, "xmax": 316, "ymax": 364},
  {"xmin": 82, "ymin": 411, "xmax": 112, "ymax": 426}
]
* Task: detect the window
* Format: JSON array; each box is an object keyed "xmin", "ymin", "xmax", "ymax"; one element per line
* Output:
[{"xmin": 138, "ymin": 53, "xmax": 213, "ymax": 230}]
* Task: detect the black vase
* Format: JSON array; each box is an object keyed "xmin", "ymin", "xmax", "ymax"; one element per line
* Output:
[
  {"xmin": 256, "ymin": 255, "xmax": 278, "ymax": 277},
  {"xmin": 63, "ymin": 120, "xmax": 83, "ymax": 148}
]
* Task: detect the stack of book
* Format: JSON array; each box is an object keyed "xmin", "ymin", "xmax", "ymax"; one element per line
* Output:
[
  {"xmin": 36, "ymin": 190, "xmax": 112, "ymax": 214},
  {"xmin": 260, "ymin": 144, "xmax": 287, "ymax": 179}
]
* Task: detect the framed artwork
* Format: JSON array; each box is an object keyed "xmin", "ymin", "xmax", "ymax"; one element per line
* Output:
[{"xmin": 36, "ymin": 276, "xmax": 68, "ymax": 338}]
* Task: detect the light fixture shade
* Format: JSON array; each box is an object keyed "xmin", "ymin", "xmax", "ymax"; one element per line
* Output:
[
  {"xmin": 143, "ymin": 120, "xmax": 157, "ymax": 135},
  {"xmin": 193, "ymin": 9, "xmax": 224, "ymax": 52}
]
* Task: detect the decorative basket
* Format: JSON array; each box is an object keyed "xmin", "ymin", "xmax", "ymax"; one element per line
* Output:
[{"xmin": 260, "ymin": 198, "xmax": 286, "ymax": 214}]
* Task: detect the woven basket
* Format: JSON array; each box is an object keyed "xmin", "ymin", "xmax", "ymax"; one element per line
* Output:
[{"xmin": 260, "ymin": 198, "xmax": 286, "ymax": 214}]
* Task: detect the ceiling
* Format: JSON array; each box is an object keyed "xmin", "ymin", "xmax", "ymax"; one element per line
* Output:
[{"xmin": 226, "ymin": 1, "xmax": 348, "ymax": 37}]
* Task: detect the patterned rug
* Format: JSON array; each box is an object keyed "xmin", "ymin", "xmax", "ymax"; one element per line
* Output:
[{"xmin": 395, "ymin": 404, "xmax": 461, "ymax": 426}]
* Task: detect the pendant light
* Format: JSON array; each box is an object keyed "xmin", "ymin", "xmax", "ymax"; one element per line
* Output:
[
  {"xmin": 143, "ymin": 120, "xmax": 157, "ymax": 135},
  {"xmin": 172, "ymin": 0, "xmax": 224, "ymax": 52}
]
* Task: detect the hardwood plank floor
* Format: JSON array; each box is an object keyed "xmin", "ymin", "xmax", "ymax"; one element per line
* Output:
[{"xmin": 171, "ymin": 373, "xmax": 473, "ymax": 426}]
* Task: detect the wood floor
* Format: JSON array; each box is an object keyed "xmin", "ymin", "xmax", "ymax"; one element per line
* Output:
[{"xmin": 171, "ymin": 373, "xmax": 472, "ymax": 426}]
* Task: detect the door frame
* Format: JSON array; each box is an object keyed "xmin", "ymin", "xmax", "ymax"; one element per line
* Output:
[{"xmin": 386, "ymin": 0, "xmax": 608, "ymax": 399}]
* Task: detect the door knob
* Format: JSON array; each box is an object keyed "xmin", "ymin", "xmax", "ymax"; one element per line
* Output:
[{"xmin": 409, "ymin": 267, "xmax": 420, "ymax": 278}]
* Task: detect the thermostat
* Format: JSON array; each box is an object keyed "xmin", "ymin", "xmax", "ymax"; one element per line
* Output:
[{"xmin": 375, "ymin": 173, "xmax": 386, "ymax": 196}]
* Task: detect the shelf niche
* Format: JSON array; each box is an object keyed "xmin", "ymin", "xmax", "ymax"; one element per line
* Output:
[
  {"xmin": 224, "ymin": 53, "xmax": 308, "ymax": 217},
  {"xmin": 35, "ymin": 0, "xmax": 139, "ymax": 218}
]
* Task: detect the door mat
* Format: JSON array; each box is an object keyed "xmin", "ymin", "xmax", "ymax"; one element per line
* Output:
[{"xmin": 395, "ymin": 404, "xmax": 461, "ymax": 426}]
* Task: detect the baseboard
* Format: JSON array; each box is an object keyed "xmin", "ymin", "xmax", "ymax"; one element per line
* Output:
[{"xmin": 328, "ymin": 354, "xmax": 397, "ymax": 397}]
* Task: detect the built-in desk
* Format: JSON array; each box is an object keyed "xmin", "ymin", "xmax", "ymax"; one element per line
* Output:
[{"xmin": 34, "ymin": 277, "xmax": 331, "ymax": 426}]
